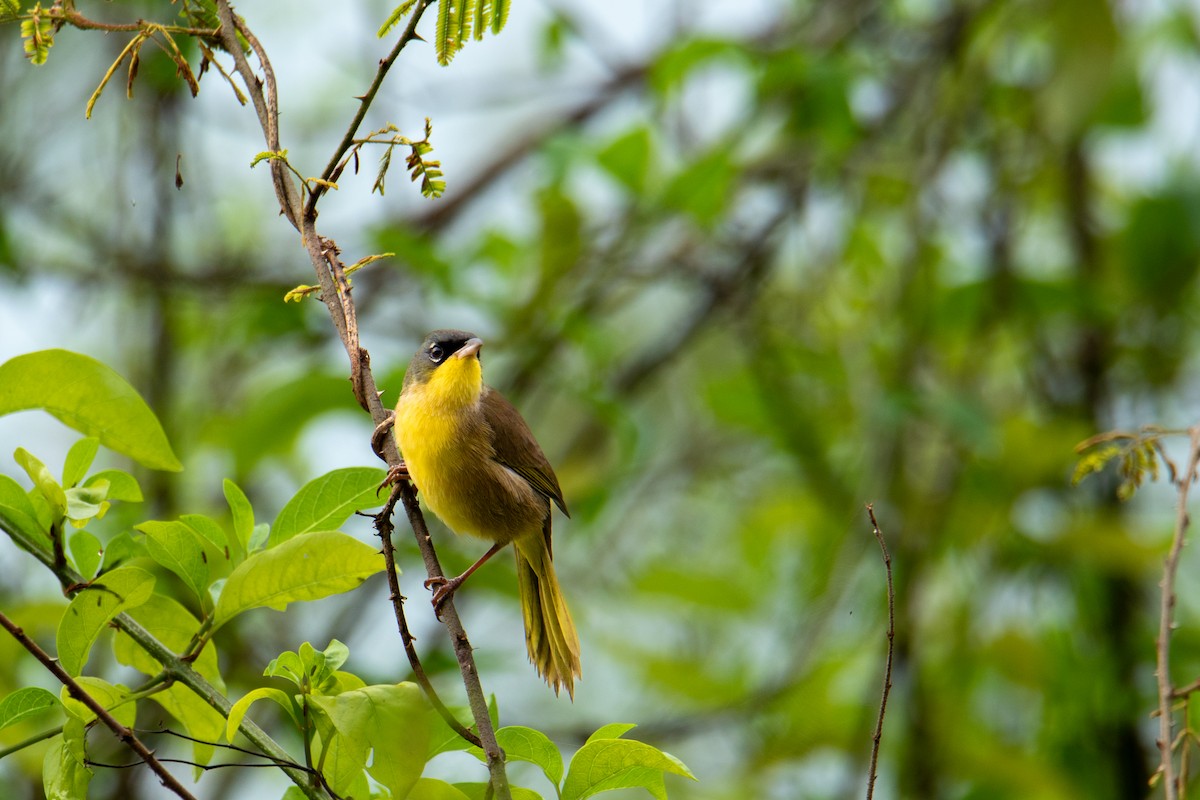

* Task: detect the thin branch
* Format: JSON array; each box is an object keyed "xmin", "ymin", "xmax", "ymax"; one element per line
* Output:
[
  {"xmin": 368, "ymin": 484, "xmax": 483, "ymax": 748},
  {"xmin": 865, "ymin": 504, "xmax": 895, "ymax": 800},
  {"xmin": 305, "ymin": 0, "xmax": 435, "ymax": 217},
  {"xmin": 0, "ymin": 610, "xmax": 198, "ymax": 800},
  {"xmin": 213, "ymin": 0, "xmax": 302, "ymax": 228},
  {"xmin": 1156, "ymin": 425, "xmax": 1200, "ymax": 800}
]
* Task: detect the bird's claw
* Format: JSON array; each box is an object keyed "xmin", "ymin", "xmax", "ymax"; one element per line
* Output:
[
  {"xmin": 423, "ymin": 575, "xmax": 463, "ymax": 620},
  {"xmin": 377, "ymin": 461, "xmax": 411, "ymax": 496}
]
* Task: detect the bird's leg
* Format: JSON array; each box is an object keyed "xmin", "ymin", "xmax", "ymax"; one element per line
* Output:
[{"xmin": 425, "ymin": 541, "xmax": 506, "ymax": 617}]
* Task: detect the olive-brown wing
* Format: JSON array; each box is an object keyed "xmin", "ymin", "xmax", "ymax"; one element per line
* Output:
[{"xmin": 481, "ymin": 387, "xmax": 569, "ymax": 517}]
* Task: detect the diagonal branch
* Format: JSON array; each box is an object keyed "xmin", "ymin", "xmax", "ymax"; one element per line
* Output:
[
  {"xmin": 306, "ymin": 0, "xmax": 435, "ymax": 217},
  {"xmin": 0, "ymin": 610, "xmax": 198, "ymax": 800}
]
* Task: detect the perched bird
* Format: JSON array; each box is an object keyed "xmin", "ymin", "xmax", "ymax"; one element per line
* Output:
[{"xmin": 392, "ymin": 329, "xmax": 581, "ymax": 697}]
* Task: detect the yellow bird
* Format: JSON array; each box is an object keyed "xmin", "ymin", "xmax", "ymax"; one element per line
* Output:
[{"xmin": 392, "ymin": 329, "xmax": 581, "ymax": 697}]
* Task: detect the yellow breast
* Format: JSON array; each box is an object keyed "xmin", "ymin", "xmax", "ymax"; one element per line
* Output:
[{"xmin": 394, "ymin": 354, "xmax": 490, "ymax": 538}]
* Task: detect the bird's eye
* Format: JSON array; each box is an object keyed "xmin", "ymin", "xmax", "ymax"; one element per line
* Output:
[{"xmin": 428, "ymin": 344, "xmax": 444, "ymax": 363}]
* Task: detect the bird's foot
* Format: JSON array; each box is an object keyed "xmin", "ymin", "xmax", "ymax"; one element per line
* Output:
[
  {"xmin": 377, "ymin": 461, "xmax": 411, "ymax": 496},
  {"xmin": 424, "ymin": 574, "xmax": 466, "ymax": 619}
]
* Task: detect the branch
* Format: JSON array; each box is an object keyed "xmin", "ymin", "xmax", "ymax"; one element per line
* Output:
[
  {"xmin": 1156, "ymin": 425, "xmax": 1200, "ymax": 800},
  {"xmin": 369, "ymin": 485, "xmax": 483, "ymax": 748},
  {"xmin": 213, "ymin": 0, "xmax": 302, "ymax": 228},
  {"xmin": 0, "ymin": 610, "xmax": 198, "ymax": 800},
  {"xmin": 305, "ymin": 0, "xmax": 435, "ymax": 216},
  {"xmin": 865, "ymin": 505, "xmax": 895, "ymax": 800}
]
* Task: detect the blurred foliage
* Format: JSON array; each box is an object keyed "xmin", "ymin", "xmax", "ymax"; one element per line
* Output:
[{"xmin": 4, "ymin": 0, "xmax": 1200, "ymax": 798}]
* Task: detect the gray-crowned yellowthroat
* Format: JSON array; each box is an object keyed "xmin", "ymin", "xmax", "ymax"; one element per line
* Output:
[{"xmin": 392, "ymin": 330, "xmax": 581, "ymax": 697}]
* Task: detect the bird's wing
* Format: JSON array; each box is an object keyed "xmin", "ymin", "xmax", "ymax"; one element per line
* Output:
[{"xmin": 481, "ymin": 387, "xmax": 569, "ymax": 517}]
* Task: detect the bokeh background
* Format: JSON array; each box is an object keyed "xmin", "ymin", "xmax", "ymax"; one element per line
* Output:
[{"xmin": 3, "ymin": 0, "xmax": 1200, "ymax": 797}]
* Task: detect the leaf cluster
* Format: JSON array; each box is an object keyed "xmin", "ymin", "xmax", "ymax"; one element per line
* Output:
[{"xmin": 0, "ymin": 348, "xmax": 695, "ymax": 799}]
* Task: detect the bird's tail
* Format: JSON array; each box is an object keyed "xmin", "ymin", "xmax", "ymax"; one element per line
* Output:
[{"xmin": 514, "ymin": 529, "xmax": 581, "ymax": 698}]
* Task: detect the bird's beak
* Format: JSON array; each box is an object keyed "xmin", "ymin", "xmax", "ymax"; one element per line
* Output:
[{"xmin": 455, "ymin": 338, "xmax": 484, "ymax": 359}]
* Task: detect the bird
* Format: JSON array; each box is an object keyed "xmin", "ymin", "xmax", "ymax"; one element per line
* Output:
[{"xmin": 389, "ymin": 329, "xmax": 581, "ymax": 697}]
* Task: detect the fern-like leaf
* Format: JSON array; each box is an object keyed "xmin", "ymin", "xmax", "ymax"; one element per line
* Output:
[
  {"xmin": 473, "ymin": 0, "xmax": 490, "ymax": 40},
  {"xmin": 435, "ymin": 0, "xmax": 456, "ymax": 65},
  {"xmin": 457, "ymin": 0, "xmax": 473, "ymax": 46},
  {"xmin": 21, "ymin": 5, "xmax": 54, "ymax": 65},
  {"xmin": 0, "ymin": 0, "xmax": 21, "ymax": 22},
  {"xmin": 377, "ymin": 0, "xmax": 419, "ymax": 38},
  {"xmin": 491, "ymin": 0, "xmax": 509, "ymax": 34}
]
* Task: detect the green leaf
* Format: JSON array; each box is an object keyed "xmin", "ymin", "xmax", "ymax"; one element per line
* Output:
[
  {"xmin": 436, "ymin": 0, "xmax": 456, "ymax": 65},
  {"xmin": 0, "ymin": 473, "xmax": 48, "ymax": 552},
  {"xmin": 21, "ymin": 10, "xmax": 54, "ymax": 66},
  {"xmin": 378, "ymin": 0, "xmax": 419, "ymax": 37},
  {"xmin": 226, "ymin": 687, "xmax": 298, "ymax": 743},
  {"xmin": 492, "ymin": 726, "xmax": 563, "ymax": 787},
  {"xmin": 68, "ymin": 529, "xmax": 102, "ymax": 578},
  {"xmin": 43, "ymin": 718, "xmax": 90, "ymax": 800},
  {"xmin": 659, "ymin": 148, "xmax": 735, "ymax": 228},
  {"xmin": 264, "ymin": 650, "xmax": 305, "ymax": 686},
  {"xmin": 223, "ymin": 479, "xmax": 254, "ymax": 561},
  {"xmin": 596, "ymin": 127, "xmax": 653, "ymax": 194},
  {"xmin": 100, "ymin": 530, "xmax": 147, "ymax": 571},
  {"xmin": 213, "ymin": 530, "xmax": 384, "ymax": 630},
  {"xmin": 56, "ymin": 566, "xmax": 156, "ymax": 676},
  {"xmin": 62, "ymin": 438, "xmax": 99, "ymax": 488},
  {"xmin": 65, "ymin": 483, "xmax": 108, "ymax": 524},
  {"xmin": 59, "ymin": 677, "xmax": 136, "ymax": 728},
  {"xmin": 562, "ymin": 738, "xmax": 696, "ymax": 800},
  {"xmin": 428, "ymin": 706, "xmax": 478, "ymax": 757},
  {"xmin": 112, "ymin": 592, "xmax": 224, "ymax": 690},
  {"xmin": 269, "ymin": 467, "xmax": 387, "ymax": 547},
  {"xmin": 586, "ymin": 723, "xmax": 637, "ymax": 743},
  {"xmin": 85, "ymin": 469, "xmax": 142, "ymax": 502},
  {"xmin": 0, "ymin": 350, "xmax": 182, "ymax": 471},
  {"xmin": 14, "ymin": 447, "xmax": 66, "ymax": 519},
  {"xmin": 408, "ymin": 778, "xmax": 473, "ymax": 800},
  {"xmin": 137, "ymin": 520, "xmax": 223, "ymax": 606},
  {"xmin": 310, "ymin": 683, "xmax": 431, "ymax": 800},
  {"xmin": 0, "ymin": 687, "xmax": 60, "ymax": 733}
]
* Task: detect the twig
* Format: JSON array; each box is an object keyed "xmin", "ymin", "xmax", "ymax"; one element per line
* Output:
[
  {"xmin": 369, "ymin": 486, "xmax": 483, "ymax": 748},
  {"xmin": 0, "ymin": 610, "xmax": 198, "ymax": 800},
  {"xmin": 1156, "ymin": 425, "xmax": 1200, "ymax": 800},
  {"xmin": 865, "ymin": 504, "xmax": 895, "ymax": 800},
  {"xmin": 305, "ymin": 0, "xmax": 435, "ymax": 217}
]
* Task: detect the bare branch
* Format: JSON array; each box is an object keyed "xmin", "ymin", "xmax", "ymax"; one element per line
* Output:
[{"xmin": 866, "ymin": 504, "xmax": 895, "ymax": 800}]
